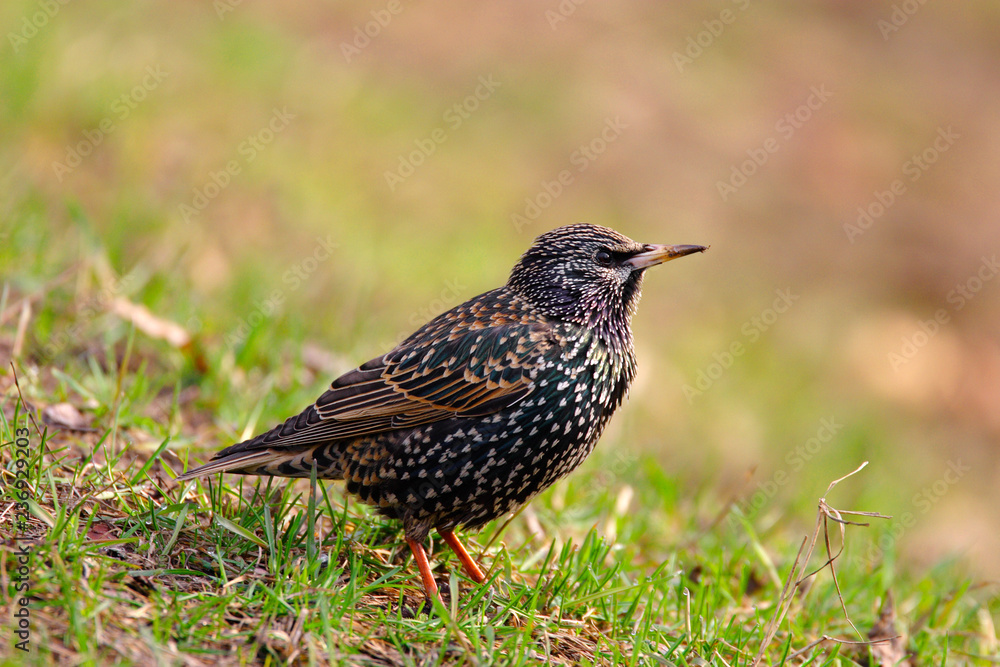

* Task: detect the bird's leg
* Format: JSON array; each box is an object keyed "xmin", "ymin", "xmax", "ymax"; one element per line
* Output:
[
  {"xmin": 405, "ymin": 536, "xmax": 440, "ymax": 602},
  {"xmin": 439, "ymin": 529, "xmax": 487, "ymax": 584}
]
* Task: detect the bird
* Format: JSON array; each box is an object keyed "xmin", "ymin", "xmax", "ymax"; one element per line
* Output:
[{"xmin": 176, "ymin": 223, "xmax": 706, "ymax": 602}]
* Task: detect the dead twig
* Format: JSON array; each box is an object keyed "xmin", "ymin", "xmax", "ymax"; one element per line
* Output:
[
  {"xmin": 751, "ymin": 461, "xmax": 892, "ymax": 666},
  {"xmin": 785, "ymin": 634, "xmax": 901, "ymax": 662},
  {"xmin": 9, "ymin": 361, "xmax": 45, "ymax": 439}
]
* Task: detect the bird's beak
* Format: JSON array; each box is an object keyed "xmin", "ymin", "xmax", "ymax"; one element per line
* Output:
[{"xmin": 624, "ymin": 244, "xmax": 708, "ymax": 270}]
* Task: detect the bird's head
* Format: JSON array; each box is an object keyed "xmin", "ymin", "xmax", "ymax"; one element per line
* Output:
[{"xmin": 508, "ymin": 223, "xmax": 706, "ymax": 338}]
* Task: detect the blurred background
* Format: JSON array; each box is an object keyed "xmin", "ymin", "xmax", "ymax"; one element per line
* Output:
[{"xmin": 2, "ymin": 1, "xmax": 999, "ymax": 576}]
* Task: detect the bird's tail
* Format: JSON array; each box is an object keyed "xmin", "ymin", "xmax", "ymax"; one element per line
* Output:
[
  {"xmin": 175, "ymin": 442, "xmax": 344, "ymax": 481},
  {"xmin": 174, "ymin": 449, "xmax": 293, "ymax": 481},
  {"xmin": 174, "ymin": 403, "xmax": 348, "ymax": 481}
]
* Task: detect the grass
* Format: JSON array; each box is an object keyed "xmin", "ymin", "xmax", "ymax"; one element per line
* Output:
[{"xmin": 1, "ymin": 218, "xmax": 998, "ymax": 665}]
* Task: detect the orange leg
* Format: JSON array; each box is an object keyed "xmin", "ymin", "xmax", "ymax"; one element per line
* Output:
[
  {"xmin": 405, "ymin": 537, "xmax": 440, "ymax": 601},
  {"xmin": 439, "ymin": 529, "xmax": 486, "ymax": 584}
]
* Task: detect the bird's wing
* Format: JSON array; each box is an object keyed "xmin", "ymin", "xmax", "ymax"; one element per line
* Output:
[{"xmin": 225, "ymin": 320, "xmax": 559, "ymax": 452}]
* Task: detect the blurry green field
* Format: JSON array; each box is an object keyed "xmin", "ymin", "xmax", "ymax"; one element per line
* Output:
[{"xmin": 3, "ymin": 0, "xmax": 1000, "ymax": 664}]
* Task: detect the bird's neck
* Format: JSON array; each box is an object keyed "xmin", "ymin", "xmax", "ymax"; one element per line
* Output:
[
  {"xmin": 585, "ymin": 307, "xmax": 635, "ymax": 359},
  {"xmin": 509, "ymin": 283, "xmax": 641, "ymax": 362}
]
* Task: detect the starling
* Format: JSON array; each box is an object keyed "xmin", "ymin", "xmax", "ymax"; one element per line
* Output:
[{"xmin": 177, "ymin": 224, "xmax": 706, "ymax": 601}]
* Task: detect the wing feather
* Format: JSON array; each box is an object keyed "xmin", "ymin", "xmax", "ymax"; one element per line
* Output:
[{"xmin": 220, "ymin": 313, "xmax": 557, "ymax": 454}]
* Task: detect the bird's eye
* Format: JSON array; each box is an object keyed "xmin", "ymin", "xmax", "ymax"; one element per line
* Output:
[{"xmin": 594, "ymin": 249, "xmax": 613, "ymax": 267}]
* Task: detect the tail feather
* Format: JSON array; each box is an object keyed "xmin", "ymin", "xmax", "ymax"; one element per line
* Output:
[
  {"xmin": 175, "ymin": 403, "xmax": 347, "ymax": 481},
  {"xmin": 175, "ymin": 449, "xmax": 292, "ymax": 481}
]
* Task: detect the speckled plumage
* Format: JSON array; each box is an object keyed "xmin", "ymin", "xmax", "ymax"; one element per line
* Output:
[{"xmin": 177, "ymin": 224, "xmax": 706, "ymax": 600}]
